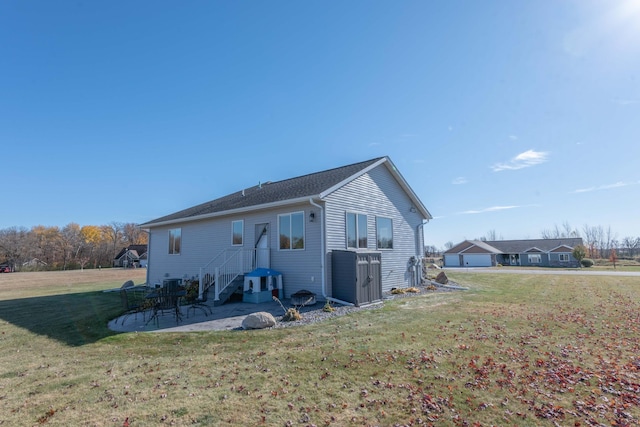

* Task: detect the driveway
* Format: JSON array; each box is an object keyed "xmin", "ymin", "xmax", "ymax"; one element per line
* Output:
[{"xmin": 444, "ymin": 267, "xmax": 640, "ymax": 277}]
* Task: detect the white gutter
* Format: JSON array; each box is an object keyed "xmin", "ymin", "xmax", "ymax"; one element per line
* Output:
[
  {"xmin": 415, "ymin": 220, "xmax": 428, "ymax": 286},
  {"xmin": 309, "ymin": 198, "xmax": 354, "ymax": 307}
]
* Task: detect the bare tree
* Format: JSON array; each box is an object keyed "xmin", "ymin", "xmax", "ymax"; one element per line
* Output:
[
  {"xmin": 122, "ymin": 223, "xmax": 148, "ymax": 245},
  {"xmin": 621, "ymin": 236, "xmax": 640, "ymax": 258},
  {"xmin": 542, "ymin": 222, "xmax": 580, "ymax": 239}
]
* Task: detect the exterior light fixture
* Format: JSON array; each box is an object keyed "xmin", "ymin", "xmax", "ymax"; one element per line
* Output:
[{"xmin": 309, "ymin": 211, "xmax": 315, "ymax": 222}]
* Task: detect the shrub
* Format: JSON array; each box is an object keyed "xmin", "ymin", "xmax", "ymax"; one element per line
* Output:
[
  {"xmin": 322, "ymin": 301, "xmax": 336, "ymax": 313},
  {"xmin": 581, "ymin": 258, "xmax": 594, "ymax": 268}
]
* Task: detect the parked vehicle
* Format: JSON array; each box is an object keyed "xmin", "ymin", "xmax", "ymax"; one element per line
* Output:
[{"xmin": 0, "ymin": 266, "xmax": 11, "ymax": 273}]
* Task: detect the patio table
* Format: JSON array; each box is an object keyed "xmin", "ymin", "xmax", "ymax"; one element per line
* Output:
[{"xmin": 145, "ymin": 287, "xmax": 186, "ymax": 326}]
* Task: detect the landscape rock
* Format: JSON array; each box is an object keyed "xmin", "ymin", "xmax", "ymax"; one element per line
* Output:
[
  {"xmin": 435, "ymin": 271, "xmax": 449, "ymax": 284},
  {"xmin": 242, "ymin": 312, "xmax": 276, "ymax": 329}
]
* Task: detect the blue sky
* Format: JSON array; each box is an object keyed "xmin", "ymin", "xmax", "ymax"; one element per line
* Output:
[{"xmin": 1, "ymin": 0, "xmax": 639, "ymax": 249}]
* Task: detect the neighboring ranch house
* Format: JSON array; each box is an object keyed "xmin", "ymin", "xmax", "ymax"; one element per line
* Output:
[
  {"xmin": 443, "ymin": 238, "xmax": 584, "ymax": 268},
  {"xmin": 113, "ymin": 245, "xmax": 148, "ymax": 268},
  {"xmin": 140, "ymin": 157, "xmax": 432, "ymax": 306}
]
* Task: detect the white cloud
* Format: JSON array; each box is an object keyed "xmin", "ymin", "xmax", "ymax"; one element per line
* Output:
[
  {"xmin": 491, "ymin": 149, "xmax": 549, "ymax": 172},
  {"xmin": 613, "ymin": 98, "xmax": 638, "ymax": 105},
  {"xmin": 458, "ymin": 205, "xmax": 522, "ymax": 215},
  {"xmin": 571, "ymin": 181, "xmax": 638, "ymax": 193},
  {"xmin": 508, "ymin": 135, "xmax": 518, "ymax": 141},
  {"xmin": 452, "ymin": 177, "xmax": 467, "ymax": 185},
  {"xmin": 368, "ymin": 142, "xmax": 382, "ymax": 147}
]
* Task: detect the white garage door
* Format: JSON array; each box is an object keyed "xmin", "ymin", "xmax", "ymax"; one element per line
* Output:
[
  {"xmin": 462, "ymin": 254, "xmax": 492, "ymax": 267},
  {"xmin": 444, "ymin": 254, "xmax": 460, "ymax": 267}
]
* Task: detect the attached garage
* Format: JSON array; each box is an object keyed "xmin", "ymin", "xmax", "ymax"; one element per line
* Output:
[
  {"xmin": 444, "ymin": 254, "xmax": 461, "ymax": 267},
  {"xmin": 461, "ymin": 254, "xmax": 492, "ymax": 267}
]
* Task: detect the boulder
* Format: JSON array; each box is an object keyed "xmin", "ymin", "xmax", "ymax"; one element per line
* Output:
[
  {"xmin": 242, "ymin": 312, "xmax": 276, "ymax": 330},
  {"xmin": 435, "ymin": 271, "xmax": 449, "ymax": 285}
]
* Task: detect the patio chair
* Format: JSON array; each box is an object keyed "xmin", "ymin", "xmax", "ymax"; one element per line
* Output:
[
  {"xmin": 119, "ymin": 289, "xmax": 148, "ymax": 325},
  {"xmin": 185, "ymin": 283, "xmax": 213, "ymax": 318},
  {"xmin": 146, "ymin": 283, "xmax": 183, "ymax": 326}
]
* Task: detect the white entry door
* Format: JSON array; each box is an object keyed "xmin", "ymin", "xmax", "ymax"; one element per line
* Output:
[{"xmin": 255, "ymin": 223, "xmax": 270, "ymax": 268}]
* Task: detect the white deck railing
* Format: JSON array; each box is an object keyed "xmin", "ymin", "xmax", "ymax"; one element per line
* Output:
[{"xmin": 198, "ymin": 248, "xmax": 270, "ymax": 301}]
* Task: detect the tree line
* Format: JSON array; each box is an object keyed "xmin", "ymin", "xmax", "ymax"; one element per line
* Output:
[{"xmin": 0, "ymin": 222, "xmax": 148, "ymax": 271}]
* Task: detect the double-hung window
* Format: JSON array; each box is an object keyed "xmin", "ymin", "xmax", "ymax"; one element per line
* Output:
[
  {"xmin": 168, "ymin": 228, "xmax": 181, "ymax": 255},
  {"xmin": 528, "ymin": 254, "xmax": 541, "ymax": 264},
  {"xmin": 559, "ymin": 254, "xmax": 569, "ymax": 262},
  {"xmin": 376, "ymin": 217, "xmax": 393, "ymax": 249},
  {"xmin": 279, "ymin": 212, "xmax": 305, "ymax": 250},
  {"xmin": 232, "ymin": 220, "xmax": 243, "ymax": 246},
  {"xmin": 346, "ymin": 212, "xmax": 367, "ymax": 249}
]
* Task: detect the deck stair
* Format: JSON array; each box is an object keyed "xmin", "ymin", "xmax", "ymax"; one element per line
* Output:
[
  {"xmin": 199, "ymin": 248, "xmax": 269, "ymax": 307},
  {"xmin": 212, "ymin": 276, "xmax": 245, "ymax": 306}
]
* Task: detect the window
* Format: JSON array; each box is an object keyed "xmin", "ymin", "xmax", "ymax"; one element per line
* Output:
[
  {"xmin": 346, "ymin": 212, "xmax": 367, "ymax": 249},
  {"xmin": 168, "ymin": 228, "xmax": 181, "ymax": 255},
  {"xmin": 376, "ymin": 217, "xmax": 393, "ymax": 249},
  {"xmin": 279, "ymin": 212, "xmax": 304, "ymax": 250},
  {"xmin": 232, "ymin": 220, "xmax": 243, "ymax": 246},
  {"xmin": 528, "ymin": 254, "xmax": 541, "ymax": 263},
  {"xmin": 559, "ymin": 254, "xmax": 569, "ymax": 262}
]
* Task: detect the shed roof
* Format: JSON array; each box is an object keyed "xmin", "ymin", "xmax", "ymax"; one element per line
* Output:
[{"xmin": 141, "ymin": 156, "xmax": 431, "ymax": 227}]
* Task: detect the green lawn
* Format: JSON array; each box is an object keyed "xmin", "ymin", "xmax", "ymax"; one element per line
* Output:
[{"xmin": 0, "ymin": 270, "xmax": 638, "ymax": 426}]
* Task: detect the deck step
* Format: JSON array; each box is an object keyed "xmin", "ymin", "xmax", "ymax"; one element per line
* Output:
[{"xmin": 213, "ymin": 276, "xmax": 244, "ymax": 306}]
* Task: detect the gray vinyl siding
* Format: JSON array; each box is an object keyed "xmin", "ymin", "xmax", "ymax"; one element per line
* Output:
[
  {"xmin": 146, "ymin": 202, "xmax": 323, "ymax": 298},
  {"xmin": 324, "ymin": 165, "xmax": 424, "ymax": 293}
]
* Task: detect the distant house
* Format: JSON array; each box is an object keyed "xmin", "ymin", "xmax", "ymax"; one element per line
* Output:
[
  {"xmin": 140, "ymin": 157, "xmax": 432, "ymax": 306},
  {"xmin": 113, "ymin": 245, "xmax": 148, "ymax": 268},
  {"xmin": 443, "ymin": 238, "xmax": 584, "ymax": 268},
  {"xmin": 22, "ymin": 258, "xmax": 48, "ymax": 269}
]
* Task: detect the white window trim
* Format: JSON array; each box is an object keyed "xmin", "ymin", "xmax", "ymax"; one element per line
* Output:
[
  {"xmin": 528, "ymin": 254, "xmax": 541, "ymax": 263},
  {"xmin": 232, "ymin": 220, "xmax": 244, "ymax": 246},
  {"xmin": 278, "ymin": 211, "xmax": 305, "ymax": 251},
  {"xmin": 346, "ymin": 212, "xmax": 368, "ymax": 249},
  {"xmin": 168, "ymin": 228, "xmax": 181, "ymax": 255},
  {"xmin": 559, "ymin": 253, "xmax": 570, "ymax": 262},
  {"xmin": 376, "ymin": 216, "xmax": 393, "ymax": 250}
]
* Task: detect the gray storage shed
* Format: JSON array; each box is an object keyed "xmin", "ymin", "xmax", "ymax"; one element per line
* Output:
[{"xmin": 331, "ymin": 250, "xmax": 382, "ymax": 306}]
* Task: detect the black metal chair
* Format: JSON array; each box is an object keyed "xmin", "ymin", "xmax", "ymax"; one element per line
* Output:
[
  {"xmin": 185, "ymin": 283, "xmax": 213, "ymax": 318},
  {"xmin": 146, "ymin": 283, "xmax": 184, "ymax": 326},
  {"xmin": 118, "ymin": 289, "xmax": 148, "ymax": 324}
]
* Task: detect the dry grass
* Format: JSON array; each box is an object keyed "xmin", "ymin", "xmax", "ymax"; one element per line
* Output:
[{"xmin": 0, "ymin": 270, "xmax": 639, "ymax": 426}]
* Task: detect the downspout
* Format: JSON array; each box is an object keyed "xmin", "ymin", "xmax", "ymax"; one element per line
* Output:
[
  {"xmin": 309, "ymin": 198, "xmax": 355, "ymax": 307},
  {"xmin": 415, "ymin": 220, "xmax": 428, "ymax": 286}
]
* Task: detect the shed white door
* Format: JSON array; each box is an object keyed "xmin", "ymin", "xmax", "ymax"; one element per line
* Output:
[
  {"xmin": 444, "ymin": 254, "xmax": 460, "ymax": 267},
  {"xmin": 462, "ymin": 254, "xmax": 492, "ymax": 267}
]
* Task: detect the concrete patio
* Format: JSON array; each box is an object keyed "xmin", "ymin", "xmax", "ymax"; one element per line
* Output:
[{"xmin": 108, "ymin": 297, "xmax": 318, "ymax": 333}]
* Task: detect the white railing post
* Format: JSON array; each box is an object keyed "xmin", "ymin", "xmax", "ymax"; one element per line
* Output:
[
  {"xmin": 199, "ymin": 267, "xmax": 204, "ymax": 299},
  {"xmin": 214, "ymin": 267, "xmax": 221, "ymax": 301}
]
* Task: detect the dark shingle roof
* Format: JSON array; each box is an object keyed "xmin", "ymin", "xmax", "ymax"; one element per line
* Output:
[
  {"xmin": 114, "ymin": 244, "xmax": 148, "ymax": 260},
  {"xmin": 142, "ymin": 157, "xmax": 386, "ymax": 227},
  {"xmin": 445, "ymin": 238, "xmax": 583, "ymax": 254},
  {"xmin": 485, "ymin": 238, "xmax": 583, "ymax": 253}
]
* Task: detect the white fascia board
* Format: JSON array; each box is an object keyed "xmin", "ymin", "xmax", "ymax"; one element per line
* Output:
[
  {"xmin": 550, "ymin": 245, "xmax": 573, "ymax": 252},
  {"xmin": 140, "ymin": 196, "xmax": 316, "ymax": 229},
  {"xmin": 319, "ymin": 157, "xmax": 387, "ymax": 199},
  {"xmin": 319, "ymin": 157, "xmax": 433, "ymax": 220}
]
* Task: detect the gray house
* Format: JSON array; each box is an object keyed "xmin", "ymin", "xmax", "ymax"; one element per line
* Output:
[
  {"xmin": 140, "ymin": 157, "xmax": 431, "ymax": 306},
  {"xmin": 443, "ymin": 238, "xmax": 584, "ymax": 268},
  {"xmin": 113, "ymin": 245, "xmax": 148, "ymax": 268}
]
